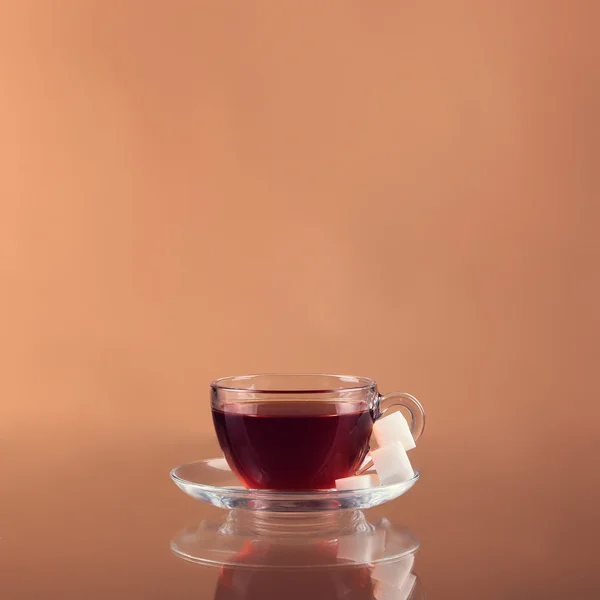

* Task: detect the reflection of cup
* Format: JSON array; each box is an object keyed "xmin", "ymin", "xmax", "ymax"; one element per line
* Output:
[
  {"xmin": 171, "ymin": 510, "xmax": 422, "ymax": 600},
  {"xmin": 214, "ymin": 542, "xmax": 375, "ymax": 600},
  {"xmin": 371, "ymin": 556, "xmax": 417, "ymax": 600},
  {"xmin": 211, "ymin": 374, "xmax": 426, "ymax": 490}
]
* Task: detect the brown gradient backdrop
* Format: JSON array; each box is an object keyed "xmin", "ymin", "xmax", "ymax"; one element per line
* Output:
[{"xmin": 0, "ymin": 2, "xmax": 599, "ymax": 599}]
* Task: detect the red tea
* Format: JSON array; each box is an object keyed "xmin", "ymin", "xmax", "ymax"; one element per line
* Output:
[{"xmin": 212, "ymin": 401, "xmax": 374, "ymax": 490}]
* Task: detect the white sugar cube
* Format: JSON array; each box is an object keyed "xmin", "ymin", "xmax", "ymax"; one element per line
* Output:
[
  {"xmin": 370, "ymin": 442, "xmax": 414, "ymax": 485},
  {"xmin": 337, "ymin": 528, "xmax": 386, "ymax": 563},
  {"xmin": 359, "ymin": 454, "xmax": 373, "ymax": 471},
  {"xmin": 371, "ymin": 554, "xmax": 414, "ymax": 588},
  {"xmin": 374, "ymin": 573, "xmax": 416, "ymax": 600},
  {"xmin": 206, "ymin": 458, "xmax": 231, "ymax": 471},
  {"xmin": 397, "ymin": 572, "xmax": 417, "ymax": 599},
  {"xmin": 335, "ymin": 474, "xmax": 380, "ymax": 491},
  {"xmin": 373, "ymin": 412, "xmax": 416, "ymax": 451}
]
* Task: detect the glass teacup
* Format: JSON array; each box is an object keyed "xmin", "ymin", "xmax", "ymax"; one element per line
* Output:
[{"xmin": 211, "ymin": 374, "xmax": 425, "ymax": 491}]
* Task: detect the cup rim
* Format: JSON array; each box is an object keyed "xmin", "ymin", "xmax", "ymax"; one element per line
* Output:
[{"xmin": 210, "ymin": 373, "xmax": 377, "ymax": 394}]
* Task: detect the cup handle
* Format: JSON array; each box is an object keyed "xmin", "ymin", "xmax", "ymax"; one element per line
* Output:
[{"xmin": 356, "ymin": 392, "xmax": 426, "ymax": 475}]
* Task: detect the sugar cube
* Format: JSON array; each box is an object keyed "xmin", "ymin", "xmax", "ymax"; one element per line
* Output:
[
  {"xmin": 335, "ymin": 474, "xmax": 380, "ymax": 491},
  {"xmin": 374, "ymin": 573, "xmax": 416, "ymax": 600},
  {"xmin": 370, "ymin": 441, "xmax": 414, "ymax": 485},
  {"xmin": 337, "ymin": 528, "xmax": 386, "ymax": 563},
  {"xmin": 371, "ymin": 553, "xmax": 414, "ymax": 588},
  {"xmin": 373, "ymin": 411, "xmax": 416, "ymax": 451}
]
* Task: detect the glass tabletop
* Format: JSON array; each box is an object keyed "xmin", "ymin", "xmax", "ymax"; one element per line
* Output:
[{"xmin": 1, "ymin": 436, "xmax": 597, "ymax": 600}]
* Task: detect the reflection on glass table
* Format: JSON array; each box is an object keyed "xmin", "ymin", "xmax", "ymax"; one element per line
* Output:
[{"xmin": 171, "ymin": 509, "xmax": 423, "ymax": 600}]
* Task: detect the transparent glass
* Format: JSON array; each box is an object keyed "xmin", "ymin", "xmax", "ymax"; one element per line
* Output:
[
  {"xmin": 210, "ymin": 374, "xmax": 425, "ymax": 491},
  {"xmin": 170, "ymin": 458, "xmax": 420, "ymax": 511}
]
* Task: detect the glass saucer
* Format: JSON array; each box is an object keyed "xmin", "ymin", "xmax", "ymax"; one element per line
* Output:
[
  {"xmin": 170, "ymin": 457, "xmax": 420, "ymax": 512},
  {"xmin": 171, "ymin": 509, "xmax": 420, "ymax": 569}
]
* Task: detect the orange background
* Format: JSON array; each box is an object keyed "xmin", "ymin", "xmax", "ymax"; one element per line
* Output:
[{"xmin": 1, "ymin": 2, "xmax": 599, "ymax": 598}]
